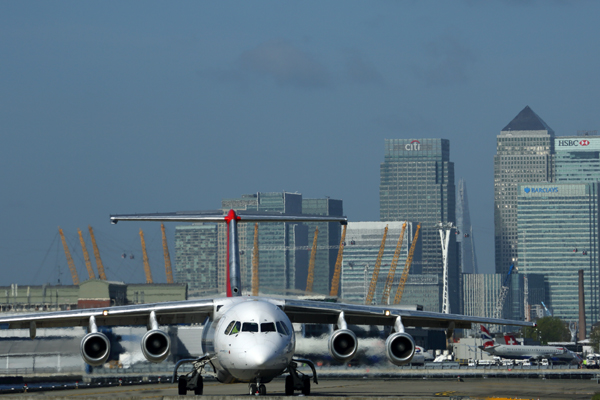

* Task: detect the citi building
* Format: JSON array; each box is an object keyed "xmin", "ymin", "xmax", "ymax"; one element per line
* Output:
[{"xmin": 379, "ymin": 138, "xmax": 459, "ymax": 313}]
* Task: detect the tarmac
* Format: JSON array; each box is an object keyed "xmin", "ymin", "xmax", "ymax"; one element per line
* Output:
[{"xmin": 2, "ymin": 374, "xmax": 600, "ymax": 399}]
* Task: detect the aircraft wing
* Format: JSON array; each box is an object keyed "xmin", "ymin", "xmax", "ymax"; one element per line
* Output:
[
  {"xmin": 280, "ymin": 298, "xmax": 535, "ymax": 329},
  {"xmin": 0, "ymin": 299, "xmax": 214, "ymax": 329}
]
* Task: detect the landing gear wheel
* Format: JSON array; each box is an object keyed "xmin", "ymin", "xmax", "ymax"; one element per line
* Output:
[
  {"xmin": 285, "ymin": 375, "xmax": 294, "ymax": 395},
  {"xmin": 302, "ymin": 376, "xmax": 311, "ymax": 395},
  {"xmin": 194, "ymin": 375, "xmax": 203, "ymax": 395},
  {"xmin": 249, "ymin": 383, "xmax": 257, "ymax": 395},
  {"xmin": 259, "ymin": 384, "xmax": 267, "ymax": 395},
  {"xmin": 178, "ymin": 376, "xmax": 188, "ymax": 395}
]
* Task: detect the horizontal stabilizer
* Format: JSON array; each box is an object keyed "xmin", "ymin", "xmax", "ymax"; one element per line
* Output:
[{"xmin": 111, "ymin": 210, "xmax": 347, "ymax": 225}]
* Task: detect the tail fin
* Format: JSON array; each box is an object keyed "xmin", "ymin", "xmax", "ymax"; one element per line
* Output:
[
  {"xmin": 111, "ymin": 209, "xmax": 347, "ymax": 297},
  {"xmin": 504, "ymin": 334, "xmax": 518, "ymax": 345},
  {"xmin": 480, "ymin": 325, "xmax": 494, "ymax": 347}
]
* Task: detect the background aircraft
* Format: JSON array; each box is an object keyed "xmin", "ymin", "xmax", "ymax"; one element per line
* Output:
[{"xmin": 479, "ymin": 325, "xmax": 579, "ymax": 365}]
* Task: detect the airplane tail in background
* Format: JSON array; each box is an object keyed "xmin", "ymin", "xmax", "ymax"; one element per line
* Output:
[
  {"xmin": 111, "ymin": 209, "xmax": 347, "ymax": 297},
  {"xmin": 480, "ymin": 325, "xmax": 495, "ymax": 348},
  {"xmin": 504, "ymin": 333, "xmax": 519, "ymax": 345}
]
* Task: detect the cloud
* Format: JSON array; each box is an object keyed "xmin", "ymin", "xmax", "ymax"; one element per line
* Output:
[
  {"xmin": 343, "ymin": 49, "xmax": 384, "ymax": 85},
  {"xmin": 239, "ymin": 40, "xmax": 331, "ymax": 88},
  {"xmin": 412, "ymin": 33, "xmax": 477, "ymax": 87}
]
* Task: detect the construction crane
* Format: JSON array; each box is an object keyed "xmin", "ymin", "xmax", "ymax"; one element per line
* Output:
[
  {"xmin": 252, "ymin": 223, "xmax": 259, "ymax": 296},
  {"xmin": 77, "ymin": 228, "xmax": 96, "ymax": 280},
  {"xmin": 493, "ymin": 263, "xmax": 514, "ymax": 320},
  {"xmin": 306, "ymin": 227, "xmax": 319, "ymax": 292},
  {"xmin": 364, "ymin": 225, "xmax": 388, "ymax": 305},
  {"xmin": 161, "ymin": 223, "xmax": 174, "ymax": 284},
  {"xmin": 329, "ymin": 225, "xmax": 347, "ymax": 297},
  {"xmin": 393, "ymin": 224, "xmax": 421, "ymax": 305},
  {"xmin": 139, "ymin": 229, "xmax": 153, "ymax": 284},
  {"xmin": 381, "ymin": 222, "xmax": 406, "ymax": 305},
  {"xmin": 58, "ymin": 227, "xmax": 80, "ymax": 285},
  {"xmin": 88, "ymin": 226, "xmax": 107, "ymax": 280}
]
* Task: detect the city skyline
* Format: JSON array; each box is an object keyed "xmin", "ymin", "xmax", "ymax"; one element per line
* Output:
[{"xmin": 2, "ymin": 2, "xmax": 600, "ymax": 285}]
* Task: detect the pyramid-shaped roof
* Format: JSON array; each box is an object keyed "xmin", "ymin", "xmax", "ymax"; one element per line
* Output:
[{"xmin": 502, "ymin": 106, "xmax": 552, "ymax": 132}]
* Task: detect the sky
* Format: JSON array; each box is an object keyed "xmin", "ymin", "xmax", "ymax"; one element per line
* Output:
[{"xmin": 1, "ymin": 1, "xmax": 600, "ymax": 286}]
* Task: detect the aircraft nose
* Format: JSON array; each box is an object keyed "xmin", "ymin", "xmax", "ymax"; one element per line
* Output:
[{"xmin": 246, "ymin": 343, "xmax": 280, "ymax": 368}]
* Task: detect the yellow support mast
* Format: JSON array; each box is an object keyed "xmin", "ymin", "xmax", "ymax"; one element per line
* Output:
[
  {"xmin": 161, "ymin": 223, "xmax": 174, "ymax": 284},
  {"xmin": 251, "ymin": 223, "xmax": 259, "ymax": 296},
  {"xmin": 139, "ymin": 229, "xmax": 153, "ymax": 284},
  {"xmin": 380, "ymin": 222, "xmax": 406, "ymax": 305},
  {"xmin": 393, "ymin": 224, "xmax": 421, "ymax": 305},
  {"xmin": 329, "ymin": 225, "xmax": 347, "ymax": 297},
  {"xmin": 78, "ymin": 228, "xmax": 96, "ymax": 280},
  {"xmin": 88, "ymin": 226, "xmax": 107, "ymax": 280},
  {"xmin": 306, "ymin": 227, "xmax": 319, "ymax": 292},
  {"xmin": 58, "ymin": 227, "xmax": 80, "ymax": 285},
  {"xmin": 365, "ymin": 225, "xmax": 388, "ymax": 305}
]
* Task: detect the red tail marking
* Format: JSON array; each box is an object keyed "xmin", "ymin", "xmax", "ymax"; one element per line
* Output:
[
  {"xmin": 224, "ymin": 210, "xmax": 241, "ymax": 297},
  {"xmin": 504, "ymin": 334, "xmax": 518, "ymax": 345}
]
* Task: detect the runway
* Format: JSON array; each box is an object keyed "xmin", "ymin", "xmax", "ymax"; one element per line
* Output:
[{"xmin": 4, "ymin": 377, "xmax": 600, "ymax": 399}]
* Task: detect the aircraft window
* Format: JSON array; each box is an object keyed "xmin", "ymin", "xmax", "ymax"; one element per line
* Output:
[
  {"xmin": 276, "ymin": 321, "xmax": 289, "ymax": 335},
  {"xmin": 242, "ymin": 322, "xmax": 258, "ymax": 332},
  {"xmin": 224, "ymin": 321, "xmax": 236, "ymax": 335},
  {"xmin": 229, "ymin": 321, "xmax": 241, "ymax": 335},
  {"xmin": 261, "ymin": 322, "xmax": 276, "ymax": 332}
]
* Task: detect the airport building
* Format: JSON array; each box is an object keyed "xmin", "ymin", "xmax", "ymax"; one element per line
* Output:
[
  {"xmin": 493, "ymin": 106, "xmax": 555, "ymax": 276},
  {"xmin": 517, "ymin": 182, "xmax": 600, "ymax": 334},
  {"xmin": 379, "ymin": 138, "xmax": 459, "ymax": 313}
]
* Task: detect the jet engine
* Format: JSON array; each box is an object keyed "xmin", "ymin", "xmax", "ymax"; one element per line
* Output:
[
  {"xmin": 385, "ymin": 332, "xmax": 415, "ymax": 366},
  {"xmin": 141, "ymin": 329, "xmax": 171, "ymax": 363},
  {"xmin": 80, "ymin": 332, "xmax": 111, "ymax": 366},
  {"xmin": 328, "ymin": 329, "xmax": 358, "ymax": 362}
]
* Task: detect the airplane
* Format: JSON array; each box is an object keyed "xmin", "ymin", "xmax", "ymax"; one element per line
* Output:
[
  {"xmin": 0, "ymin": 210, "xmax": 535, "ymax": 396},
  {"xmin": 479, "ymin": 325, "xmax": 580, "ymax": 365}
]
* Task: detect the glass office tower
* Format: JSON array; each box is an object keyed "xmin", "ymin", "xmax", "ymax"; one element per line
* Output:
[
  {"xmin": 379, "ymin": 138, "xmax": 458, "ymax": 312},
  {"xmin": 555, "ymin": 136, "xmax": 600, "ymax": 182},
  {"xmin": 517, "ymin": 183, "xmax": 599, "ymax": 334},
  {"xmin": 494, "ymin": 106, "xmax": 555, "ymax": 276},
  {"xmin": 174, "ymin": 224, "xmax": 219, "ymax": 296}
]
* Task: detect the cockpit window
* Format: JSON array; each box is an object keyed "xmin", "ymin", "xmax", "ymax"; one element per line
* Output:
[
  {"xmin": 229, "ymin": 321, "xmax": 241, "ymax": 335},
  {"xmin": 261, "ymin": 322, "xmax": 276, "ymax": 333},
  {"xmin": 224, "ymin": 321, "xmax": 236, "ymax": 335},
  {"xmin": 276, "ymin": 321, "xmax": 289, "ymax": 335},
  {"xmin": 242, "ymin": 322, "xmax": 259, "ymax": 332}
]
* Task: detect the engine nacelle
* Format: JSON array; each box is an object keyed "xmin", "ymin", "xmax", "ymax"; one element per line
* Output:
[
  {"xmin": 80, "ymin": 332, "xmax": 111, "ymax": 366},
  {"xmin": 385, "ymin": 332, "xmax": 415, "ymax": 366},
  {"xmin": 328, "ymin": 328, "xmax": 358, "ymax": 362},
  {"xmin": 141, "ymin": 329, "xmax": 171, "ymax": 363}
]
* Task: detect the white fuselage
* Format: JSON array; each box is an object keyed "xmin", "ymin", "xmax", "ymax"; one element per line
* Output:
[
  {"xmin": 201, "ymin": 297, "xmax": 295, "ymax": 384},
  {"xmin": 483, "ymin": 344, "xmax": 576, "ymax": 362}
]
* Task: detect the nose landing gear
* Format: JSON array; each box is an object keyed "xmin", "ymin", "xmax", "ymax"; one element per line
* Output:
[{"xmin": 249, "ymin": 382, "xmax": 267, "ymax": 396}]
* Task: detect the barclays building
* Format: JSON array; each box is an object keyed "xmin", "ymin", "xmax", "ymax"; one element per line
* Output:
[{"xmin": 517, "ymin": 183, "xmax": 599, "ymax": 335}]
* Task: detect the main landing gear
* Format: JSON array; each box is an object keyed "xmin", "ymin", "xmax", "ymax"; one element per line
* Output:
[
  {"xmin": 173, "ymin": 355, "xmax": 212, "ymax": 396},
  {"xmin": 285, "ymin": 358, "xmax": 318, "ymax": 396}
]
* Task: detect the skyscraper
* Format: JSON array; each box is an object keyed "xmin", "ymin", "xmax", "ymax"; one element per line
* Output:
[
  {"xmin": 379, "ymin": 138, "xmax": 458, "ymax": 312},
  {"xmin": 517, "ymin": 182, "xmax": 599, "ymax": 334},
  {"xmin": 494, "ymin": 106, "xmax": 554, "ymax": 276}
]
